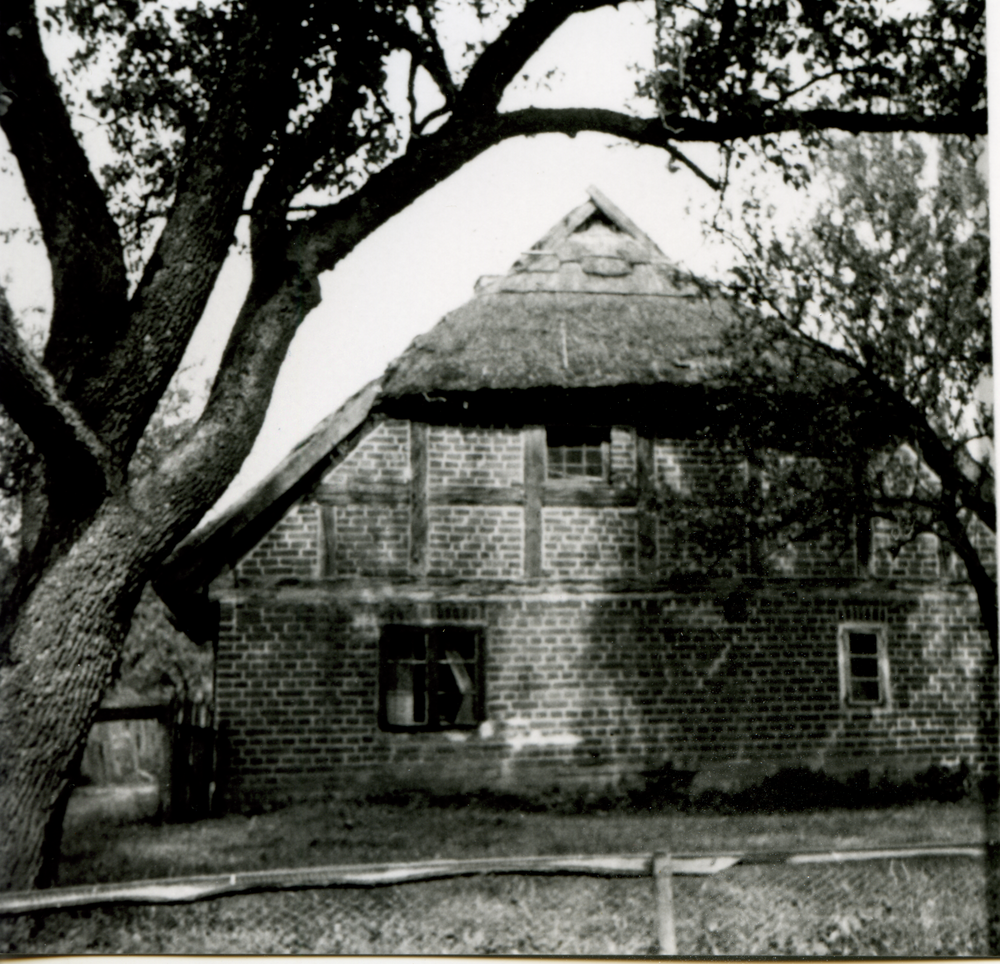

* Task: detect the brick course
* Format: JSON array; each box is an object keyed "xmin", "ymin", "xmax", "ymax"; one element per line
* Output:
[
  {"xmin": 543, "ymin": 508, "xmax": 637, "ymax": 577},
  {"xmin": 322, "ymin": 420, "xmax": 409, "ymax": 487},
  {"xmin": 236, "ymin": 504, "xmax": 321, "ymax": 581},
  {"xmin": 216, "ymin": 584, "xmax": 991, "ymax": 805},
  {"xmin": 332, "ymin": 504, "xmax": 410, "ymax": 577},
  {"xmin": 428, "ymin": 425, "xmax": 523, "ymax": 489},
  {"xmin": 238, "ymin": 423, "xmax": 974, "ymax": 587},
  {"xmin": 427, "ymin": 506, "xmax": 524, "ymax": 579}
]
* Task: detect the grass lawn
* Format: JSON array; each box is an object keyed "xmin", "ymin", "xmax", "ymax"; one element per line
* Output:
[
  {"xmin": 57, "ymin": 794, "xmax": 986, "ymax": 885},
  {"xmin": 6, "ymin": 796, "xmax": 990, "ymax": 955}
]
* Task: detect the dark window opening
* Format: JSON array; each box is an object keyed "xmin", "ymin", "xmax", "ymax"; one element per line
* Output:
[
  {"xmin": 379, "ymin": 625, "xmax": 484, "ymax": 731},
  {"xmin": 839, "ymin": 625, "xmax": 888, "ymax": 706},
  {"xmin": 848, "ymin": 632, "xmax": 880, "ymax": 702},
  {"xmin": 546, "ymin": 425, "xmax": 610, "ymax": 480}
]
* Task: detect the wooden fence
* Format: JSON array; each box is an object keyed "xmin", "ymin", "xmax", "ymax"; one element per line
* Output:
[
  {"xmin": 86, "ymin": 701, "xmax": 217, "ymax": 820},
  {"xmin": 0, "ymin": 844, "xmax": 983, "ymax": 955}
]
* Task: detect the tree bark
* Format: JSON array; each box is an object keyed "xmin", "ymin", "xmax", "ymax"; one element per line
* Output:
[
  {"xmin": 942, "ymin": 509, "xmax": 998, "ymax": 659},
  {"xmin": 0, "ymin": 272, "xmax": 324, "ymax": 893},
  {"xmin": 0, "ymin": 500, "xmax": 158, "ymax": 892}
]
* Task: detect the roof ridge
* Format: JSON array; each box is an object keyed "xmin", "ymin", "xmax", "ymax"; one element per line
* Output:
[
  {"xmin": 585, "ymin": 185, "xmax": 665, "ymax": 259},
  {"xmin": 529, "ymin": 197, "xmax": 598, "ymax": 253}
]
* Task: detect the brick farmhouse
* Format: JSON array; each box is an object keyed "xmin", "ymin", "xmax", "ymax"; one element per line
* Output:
[{"xmin": 158, "ymin": 188, "xmax": 995, "ymax": 809}]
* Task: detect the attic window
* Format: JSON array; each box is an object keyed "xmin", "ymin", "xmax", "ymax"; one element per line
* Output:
[
  {"xmin": 379, "ymin": 625, "xmax": 484, "ymax": 731},
  {"xmin": 546, "ymin": 426, "xmax": 610, "ymax": 480},
  {"xmin": 838, "ymin": 623, "xmax": 889, "ymax": 707}
]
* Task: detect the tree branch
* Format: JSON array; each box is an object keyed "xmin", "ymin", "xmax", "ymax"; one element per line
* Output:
[
  {"xmin": 131, "ymin": 271, "xmax": 321, "ymax": 539},
  {"xmin": 249, "ymin": 68, "xmax": 370, "ymax": 268},
  {"xmin": 458, "ymin": 0, "xmax": 616, "ymax": 114},
  {"xmin": 74, "ymin": 7, "xmax": 310, "ymax": 457},
  {"xmin": 363, "ymin": 4, "xmax": 458, "ymax": 106},
  {"xmin": 415, "ymin": 7, "xmax": 459, "ymax": 103},
  {"xmin": 0, "ymin": 289, "xmax": 117, "ymax": 498},
  {"xmin": 744, "ymin": 321, "xmax": 995, "ymax": 533},
  {"xmin": 662, "ymin": 141, "xmax": 721, "ymax": 190},
  {"xmin": 942, "ymin": 508, "xmax": 998, "ymax": 656},
  {"xmin": 493, "ymin": 105, "xmax": 988, "ymax": 144},
  {"xmin": 0, "ymin": 0, "xmax": 128, "ymax": 402}
]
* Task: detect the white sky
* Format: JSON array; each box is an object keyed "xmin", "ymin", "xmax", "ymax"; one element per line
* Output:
[
  {"xmin": 192, "ymin": 4, "xmax": 740, "ymax": 515},
  {"xmin": 1, "ymin": 1, "xmax": 993, "ymax": 521}
]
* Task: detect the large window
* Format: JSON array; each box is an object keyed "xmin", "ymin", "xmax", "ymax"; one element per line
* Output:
[
  {"xmin": 838, "ymin": 623, "xmax": 890, "ymax": 706},
  {"xmin": 379, "ymin": 625, "xmax": 484, "ymax": 731},
  {"xmin": 546, "ymin": 425, "xmax": 610, "ymax": 480}
]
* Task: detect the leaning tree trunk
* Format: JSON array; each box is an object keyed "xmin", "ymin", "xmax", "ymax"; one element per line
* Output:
[
  {"xmin": 947, "ymin": 516, "xmax": 1000, "ymax": 954},
  {"xmin": 0, "ymin": 498, "xmax": 156, "ymax": 894}
]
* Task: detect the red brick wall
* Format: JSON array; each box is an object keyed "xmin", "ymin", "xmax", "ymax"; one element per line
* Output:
[
  {"xmin": 610, "ymin": 427, "xmax": 636, "ymax": 486},
  {"xmin": 868, "ymin": 516, "xmax": 997, "ymax": 584},
  {"xmin": 241, "ymin": 421, "xmax": 986, "ymax": 585},
  {"xmin": 869, "ymin": 521, "xmax": 944, "ymax": 579},
  {"xmin": 428, "ymin": 425, "xmax": 523, "ymax": 488},
  {"xmin": 322, "ymin": 420, "xmax": 409, "ymax": 486},
  {"xmin": 655, "ymin": 437, "xmax": 738, "ymax": 494},
  {"xmin": 331, "ymin": 504, "xmax": 410, "ymax": 577},
  {"xmin": 215, "ymin": 584, "xmax": 992, "ymax": 806},
  {"xmin": 768, "ymin": 535, "xmax": 857, "ymax": 578},
  {"xmin": 427, "ymin": 506, "xmax": 524, "ymax": 579},
  {"xmin": 236, "ymin": 504, "xmax": 321, "ymax": 581},
  {"xmin": 543, "ymin": 508, "xmax": 637, "ymax": 577}
]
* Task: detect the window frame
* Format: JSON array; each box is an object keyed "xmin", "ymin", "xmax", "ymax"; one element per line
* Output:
[
  {"xmin": 545, "ymin": 425, "xmax": 611, "ymax": 482},
  {"xmin": 378, "ymin": 624, "xmax": 486, "ymax": 732},
  {"xmin": 837, "ymin": 622, "xmax": 890, "ymax": 708}
]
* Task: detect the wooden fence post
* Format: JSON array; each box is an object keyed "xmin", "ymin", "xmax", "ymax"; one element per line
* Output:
[{"xmin": 653, "ymin": 852, "xmax": 677, "ymax": 955}]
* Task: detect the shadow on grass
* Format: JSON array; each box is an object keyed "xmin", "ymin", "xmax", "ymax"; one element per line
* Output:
[{"xmin": 363, "ymin": 760, "xmax": 982, "ymax": 817}]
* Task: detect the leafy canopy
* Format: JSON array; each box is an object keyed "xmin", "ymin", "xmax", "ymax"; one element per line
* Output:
[
  {"xmin": 35, "ymin": 0, "xmax": 986, "ymax": 275},
  {"xmin": 695, "ymin": 133, "xmax": 991, "ymax": 587}
]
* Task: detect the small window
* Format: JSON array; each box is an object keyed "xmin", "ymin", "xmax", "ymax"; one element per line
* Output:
[
  {"xmin": 838, "ymin": 623, "xmax": 889, "ymax": 706},
  {"xmin": 546, "ymin": 425, "xmax": 609, "ymax": 480},
  {"xmin": 379, "ymin": 625, "xmax": 484, "ymax": 731}
]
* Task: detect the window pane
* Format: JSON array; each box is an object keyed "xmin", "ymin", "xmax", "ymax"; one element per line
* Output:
[
  {"xmin": 385, "ymin": 663, "xmax": 425, "ymax": 725},
  {"xmin": 382, "ymin": 626, "xmax": 425, "ymax": 661},
  {"xmin": 547, "ymin": 426, "xmax": 609, "ymax": 480},
  {"xmin": 841, "ymin": 626, "xmax": 886, "ymax": 706},
  {"xmin": 849, "ymin": 632, "xmax": 878, "ymax": 655},
  {"xmin": 434, "ymin": 627, "xmax": 476, "ymax": 661},
  {"xmin": 382, "ymin": 626, "xmax": 481, "ymax": 730},
  {"xmin": 851, "ymin": 678, "xmax": 880, "ymax": 702}
]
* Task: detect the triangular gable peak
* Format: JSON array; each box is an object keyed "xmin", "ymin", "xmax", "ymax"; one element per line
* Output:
[
  {"xmin": 524, "ymin": 185, "xmax": 665, "ymax": 262},
  {"xmin": 159, "ymin": 189, "xmax": 721, "ymax": 619},
  {"xmin": 477, "ymin": 185, "xmax": 697, "ymax": 296}
]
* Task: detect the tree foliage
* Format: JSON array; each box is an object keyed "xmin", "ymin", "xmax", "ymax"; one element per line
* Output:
[
  {"xmin": 694, "ymin": 133, "xmax": 993, "ymax": 642},
  {"xmin": 0, "ymin": 0, "xmax": 986, "ymax": 898},
  {"xmin": 648, "ymin": 0, "xmax": 984, "ymax": 186}
]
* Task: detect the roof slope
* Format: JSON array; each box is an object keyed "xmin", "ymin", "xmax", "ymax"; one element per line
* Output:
[
  {"xmin": 380, "ymin": 186, "xmax": 734, "ymax": 397},
  {"xmin": 156, "ymin": 378, "xmax": 381, "ymax": 610}
]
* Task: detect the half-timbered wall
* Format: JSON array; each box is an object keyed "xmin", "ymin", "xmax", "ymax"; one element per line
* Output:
[
  {"xmin": 218, "ymin": 417, "xmax": 992, "ymax": 808},
  {"xmin": 234, "ymin": 420, "xmax": 953, "ymax": 584}
]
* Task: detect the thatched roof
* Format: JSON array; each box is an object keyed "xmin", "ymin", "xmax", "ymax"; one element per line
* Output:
[
  {"xmin": 157, "ymin": 189, "xmax": 737, "ymax": 615},
  {"xmin": 380, "ymin": 186, "xmax": 734, "ymax": 398}
]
